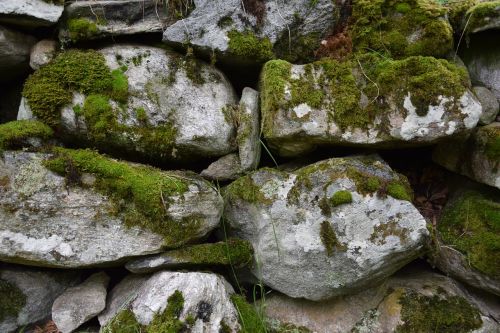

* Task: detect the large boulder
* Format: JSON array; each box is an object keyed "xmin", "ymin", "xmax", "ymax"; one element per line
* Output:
[
  {"xmin": 0, "ymin": 0, "xmax": 64, "ymax": 28},
  {"xmin": 260, "ymin": 56, "xmax": 482, "ymax": 157},
  {"xmin": 0, "ymin": 264, "xmax": 81, "ymax": 333},
  {"xmin": 224, "ymin": 155, "xmax": 429, "ymax": 300},
  {"xmin": 0, "ymin": 149, "xmax": 223, "ymax": 268},
  {"xmin": 163, "ymin": 0, "xmax": 345, "ymax": 65},
  {"xmin": 465, "ymin": 1, "xmax": 500, "ymax": 34},
  {"xmin": 433, "ymin": 122, "xmax": 500, "ymax": 189},
  {"xmin": 263, "ymin": 267, "xmax": 499, "ymax": 333},
  {"xmin": 99, "ymin": 271, "xmax": 240, "ymax": 332},
  {"xmin": 0, "ymin": 26, "xmax": 36, "ymax": 83},
  {"xmin": 19, "ymin": 45, "xmax": 238, "ymax": 164}
]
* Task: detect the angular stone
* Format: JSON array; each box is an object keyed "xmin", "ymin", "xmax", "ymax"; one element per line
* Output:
[
  {"xmin": 474, "ymin": 86, "xmax": 499, "ymax": 125},
  {"xmin": 238, "ymin": 87, "xmax": 261, "ymax": 171},
  {"xmin": 201, "ymin": 153, "xmax": 242, "ymax": 181},
  {"xmin": 0, "ymin": 0, "xmax": 64, "ymax": 28},
  {"xmin": 0, "ymin": 25, "xmax": 36, "ymax": 83},
  {"xmin": 224, "ymin": 155, "xmax": 428, "ymax": 300},
  {"xmin": 29, "ymin": 39, "xmax": 57, "ymax": 70}
]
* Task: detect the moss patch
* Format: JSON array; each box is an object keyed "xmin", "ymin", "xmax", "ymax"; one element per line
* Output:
[
  {"xmin": 482, "ymin": 124, "xmax": 500, "ymax": 161},
  {"xmin": 67, "ymin": 18, "xmax": 100, "ymax": 42},
  {"xmin": 0, "ymin": 120, "xmax": 53, "ymax": 152},
  {"xmin": 0, "ymin": 279, "xmax": 26, "ymax": 322},
  {"xmin": 465, "ymin": 1, "xmax": 500, "ymax": 33},
  {"xmin": 231, "ymin": 295, "xmax": 267, "ymax": 333},
  {"xmin": 227, "ymin": 30, "xmax": 274, "ymax": 63},
  {"xmin": 438, "ymin": 190, "xmax": 500, "ymax": 278},
  {"xmin": 225, "ymin": 170, "xmax": 279, "ymax": 205},
  {"xmin": 320, "ymin": 221, "xmax": 346, "ymax": 256},
  {"xmin": 330, "ymin": 190, "xmax": 353, "ymax": 206}
]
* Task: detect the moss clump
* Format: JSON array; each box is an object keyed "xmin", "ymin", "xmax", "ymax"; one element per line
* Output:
[
  {"xmin": 350, "ymin": 0, "xmax": 453, "ymax": 58},
  {"xmin": 43, "ymin": 148, "xmax": 205, "ymax": 247},
  {"xmin": 320, "ymin": 221, "xmax": 346, "ymax": 256},
  {"xmin": 0, "ymin": 279, "xmax": 26, "ymax": 321},
  {"xmin": 330, "ymin": 190, "xmax": 353, "ymax": 206},
  {"xmin": 387, "ymin": 182, "xmax": 413, "ymax": 201},
  {"xmin": 396, "ymin": 289, "xmax": 482, "ymax": 332},
  {"xmin": 67, "ymin": 18, "xmax": 99, "ymax": 42},
  {"xmin": 441, "ymin": 0, "xmax": 478, "ymax": 33},
  {"xmin": 438, "ymin": 190, "xmax": 500, "ymax": 278},
  {"xmin": 227, "ymin": 30, "xmax": 274, "ymax": 63},
  {"xmin": 482, "ymin": 124, "xmax": 500, "ymax": 161},
  {"xmin": 231, "ymin": 295, "xmax": 267, "ymax": 333},
  {"xmin": 101, "ymin": 309, "xmax": 142, "ymax": 333},
  {"xmin": 0, "ymin": 120, "xmax": 53, "ymax": 152},
  {"xmin": 465, "ymin": 1, "xmax": 500, "ymax": 33},
  {"xmin": 168, "ymin": 238, "xmax": 253, "ymax": 268},
  {"xmin": 225, "ymin": 170, "xmax": 278, "ymax": 205},
  {"xmin": 346, "ymin": 167, "xmax": 413, "ymax": 201}
]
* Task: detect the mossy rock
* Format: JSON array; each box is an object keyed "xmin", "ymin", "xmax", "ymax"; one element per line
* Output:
[
  {"xmin": 0, "ymin": 120, "xmax": 53, "ymax": 153},
  {"xmin": 465, "ymin": 0, "xmax": 500, "ymax": 34}
]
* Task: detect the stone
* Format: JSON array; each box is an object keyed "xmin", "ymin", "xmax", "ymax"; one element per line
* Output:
[
  {"xmin": 263, "ymin": 267, "xmax": 499, "ymax": 333},
  {"xmin": 433, "ymin": 122, "xmax": 500, "ymax": 189},
  {"xmin": 260, "ymin": 56, "xmax": 482, "ymax": 157},
  {"xmin": 19, "ymin": 45, "xmax": 238, "ymax": 164},
  {"xmin": 466, "ymin": 1, "xmax": 500, "ymax": 34},
  {"xmin": 0, "ymin": 149, "xmax": 223, "ymax": 267},
  {"xmin": 52, "ymin": 272, "xmax": 110, "ymax": 333},
  {"xmin": 238, "ymin": 87, "xmax": 261, "ymax": 171},
  {"xmin": 99, "ymin": 271, "xmax": 240, "ymax": 332},
  {"xmin": 224, "ymin": 155, "xmax": 428, "ymax": 300},
  {"xmin": 0, "ymin": 264, "xmax": 80, "ymax": 333},
  {"xmin": 201, "ymin": 153, "xmax": 243, "ymax": 181},
  {"xmin": 0, "ymin": 25, "xmax": 36, "ymax": 83},
  {"xmin": 29, "ymin": 39, "xmax": 57, "ymax": 70},
  {"xmin": 0, "ymin": 0, "xmax": 64, "ymax": 28},
  {"xmin": 474, "ymin": 86, "xmax": 499, "ymax": 125}
]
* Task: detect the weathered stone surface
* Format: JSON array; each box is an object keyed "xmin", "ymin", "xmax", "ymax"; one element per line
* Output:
[
  {"xmin": 0, "ymin": 265, "xmax": 80, "ymax": 333},
  {"xmin": 260, "ymin": 57, "xmax": 482, "ymax": 157},
  {"xmin": 19, "ymin": 45, "xmax": 238, "ymax": 163},
  {"xmin": 0, "ymin": 0, "xmax": 64, "ymax": 28},
  {"xmin": 201, "ymin": 153, "xmax": 243, "ymax": 181},
  {"xmin": 264, "ymin": 267, "xmax": 499, "ymax": 333},
  {"xmin": 163, "ymin": 0, "xmax": 342, "ymax": 65},
  {"xmin": 52, "ymin": 272, "xmax": 109, "ymax": 333},
  {"xmin": 0, "ymin": 150, "xmax": 223, "ymax": 267},
  {"xmin": 224, "ymin": 155, "xmax": 428, "ymax": 300},
  {"xmin": 474, "ymin": 86, "xmax": 499, "ymax": 125},
  {"xmin": 0, "ymin": 26, "xmax": 36, "ymax": 83},
  {"xmin": 433, "ymin": 122, "xmax": 500, "ymax": 189},
  {"xmin": 99, "ymin": 271, "xmax": 240, "ymax": 332},
  {"xmin": 238, "ymin": 87, "xmax": 261, "ymax": 171},
  {"xmin": 466, "ymin": 1, "xmax": 500, "ymax": 34},
  {"xmin": 29, "ymin": 39, "xmax": 57, "ymax": 70}
]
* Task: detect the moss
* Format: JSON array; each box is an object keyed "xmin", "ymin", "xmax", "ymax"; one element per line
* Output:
[
  {"xmin": 0, "ymin": 279, "xmax": 26, "ymax": 321},
  {"xmin": 320, "ymin": 220, "xmax": 346, "ymax": 256},
  {"xmin": 67, "ymin": 18, "xmax": 99, "ymax": 42},
  {"xmin": 387, "ymin": 182, "xmax": 413, "ymax": 201},
  {"xmin": 227, "ymin": 30, "xmax": 274, "ymax": 63},
  {"xmin": 43, "ymin": 148, "xmax": 205, "ymax": 247},
  {"xmin": 365, "ymin": 177, "xmax": 382, "ymax": 192},
  {"xmin": 167, "ymin": 50, "xmax": 206, "ymax": 85},
  {"xmin": 135, "ymin": 107, "xmax": 148, "ymax": 123},
  {"xmin": 101, "ymin": 309, "xmax": 142, "ymax": 333},
  {"xmin": 370, "ymin": 221, "xmax": 409, "ymax": 245},
  {"xmin": 396, "ymin": 289, "xmax": 482, "ymax": 333},
  {"xmin": 438, "ymin": 190, "xmax": 500, "ymax": 278},
  {"xmin": 225, "ymin": 172, "xmax": 274, "ymax": 205},
  {"xmin": 346, "ymin": 167, "xmax": 413, "ymax": 201},
  {"xmin": 482, "ymin": 124, "xmax": 500, "ymax": 161},
  {"xmin": 0, "ymin": 120, "xmax": 53, "ymax": 152},
  {"xmin": 168, "ymin": 238, "xmax": 253, "ymax": 268},
  {"xmin": 217, "ymin": 15, "xmax": 234, "ymax": 28},
  {"xmin": 330, "ymin": 190, "xmax": 353, "ymax": 206},
  {"xmin": 231, "ymin": 295, "xmax": 267, "ymax": 333},
  {"xmin": 442, "ymin": 0, "xmax": 478, "ymax": 33},
  {"xmin": 466, "ymin": 1, "xmax": 500, "ymax": 33}
]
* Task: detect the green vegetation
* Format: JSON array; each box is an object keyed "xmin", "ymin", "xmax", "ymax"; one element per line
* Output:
[
  {"xmin": 227, "ymin": 30, "xmax": 274, "ymax": 63},
  {"xmin": 387, "ymin": 182, "xmax": 413, "ymax": 201},
  {"xmin": 231, "ymin": 294, "xmax": 267, "ymax": 333},
  {"xmin": 167, "ymin": 48, "xmax": 206, "ymax": 85},
  {"xmin": 396, "ymin": 289, "xmax": 482, "ymax": 332},
  {"xmin": 43, "ymin": 148, "xmax": 206, "ymax": 247},
  {"xmin": 224, "ymin": 169, "xmax": 285, "ymax": 204},
  {"xmin": 0, "ymin": 120, "xmax": 53, "ymax": 152},
  {"xmin": 482, "ymin": 124, "xmax": 500, "ymax": 161},
  {"xmin": 67, "ymin": 18, "xmax": 99, "ymax": 42},
  {"xmin": 466, "ymin": 1, "xmax": 500, "ymax": 33},
  {"xmin": 330, "ymin": 190, "xmax": 353, "ymax": 206},
  {"xmin": 320, "ymin": 220, "xmax": 346, "ymax": 256},
  {"xmin": 438, "ymin": 190, "xmax": 500, "ymax": 278},
  {"xmin": 0, "ymin": 279, "xmax": 26, "ymax": 321}
]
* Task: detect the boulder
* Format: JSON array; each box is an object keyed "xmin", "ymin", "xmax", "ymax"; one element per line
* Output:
[
  {"xmin": 29, "ymin": 39, "xmax": 57, "ymax": 70},
  {"xmin": 52, "ymin": 272, "xmax": 110, "ymax": 333},
  {"xmin": 224, "ymin": 155, "xmax": 429, "ymax": 300},
  {"xmin": 433, "ymin": 122, "xmax": 500, "ymax": 189},
  {"xmin": 163, "ymin": 0, "xmax": 345, "ymax": 65},
  {"xmin": 20, "ymin": 45, "xmax": 238, "ymax": 164},
  {"xmin": 260, "ymin": 56, "xmax": 482, "ymax": 157},
  {"xmin": 0, "ymin": 264, "xmax": 80, "ymax": 333},
  {"xmin": 465, "ymin": 1, "xmax": 500, "ymax": 34},
  {"xmin": 0, "ymin": 26, "xmax": 36, "ymax": 83},
  {"xmin": 0, "ymin": 0, "xmax": 64, "ymax": 28},
  {"xmin": 0, "ymin": 120, "xmax": 54, "ymax": 151},
  {"xmin": 99, "ymin": 271, "xmax": 240, "ymax": 332},
  {"xmin": 474, "ymin": 86, "xmax": 499, "ymax": 125},
  {"xmin": 0, "ymin": 149, "xmax": 223, "ymax": 268}
]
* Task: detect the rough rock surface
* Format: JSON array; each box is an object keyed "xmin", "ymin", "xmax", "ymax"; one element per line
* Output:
[
  {"xmin": 0, "ymin": 265, "xmax": 80, "ymax": 333},
  {"xmin": 433, "ymin": 122, "xmax": 500, "ymax": 189},
  {"xmin": 474, "ymin": 86, "xmax": 500, "ymax": 125},
  {"xmin": 0, "ymin": 150, "xmax": 223, "ymax": 267},
  {"xmin": 201, "ymin": 153, "xmax": 243, "ymax": 181},
  {"xmin": 466, "ymin": 1, "xmax": 500, "ymax": 34},
  {"xmin": 224, "ymin": 155, "xmax": 429, "ymax": 300},
  {"xmin": 0, "ymin": 0, "xmax": 64, "ymax": 28},
  {"xmin": 264, "ymin": 267, "xmax": 499, "ymax": 333},
  {"xmin": 0, "ymin": 26, "xmax": 36, "ymax": 83},
  {"xmin": 99, "ymin": 271, "xmax": 240, "ymax": 332},
  {"xmin": 260, "ymin": 57, "xmax": 482, "ymax": 157},
  {"xmin": 29, "ymin": 39, "xmax": 57, "ymax": 70}
]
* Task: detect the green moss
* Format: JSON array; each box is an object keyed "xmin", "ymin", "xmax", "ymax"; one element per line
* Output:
[
  {"xmin": 135, "ymin": 107, "xmax": 148, "ymax": 123},
  {"xmin": 0, "ymin": 279, "xmax": 26, "ymax": 322},
  {"xmin": 67, "ymin": 18, "xmax": 99, "ymax": 42},
  {"xmin": 442, "ymin": 0, "xmax": 478, "ymax": 34},
  {"xmin": 482, "ymin": 125, "xmax": 500, "ymax": 160},
  {"xmin": 320, "ymin": 220, "xmax": 346, "ymax": 256},
  {"xmin": 168, "ymin": 238, "xmax": 253, "ymax": 268},
  {"xmin": 370, "ymin": 221, "xmax": 409, "ymax": 245},
  {"xmin": 0, "ymin": 120, "xmax": 53, "ymax": 152},
  {"xmin": 225, "ymin": 172, "xmax": 275, "ymax": 205},
  {"xmin": 438, "ymin": 190, "xmax": 500, "ymax": 278},
  {"xmin": 166, "ymin": 50, "xmax": 206, "ymax": 85},
  {"xmin": 43, "ymin": 148, "xmax": 204, "ymax": 247},
  {"xmin": 330, "ymin": 190, "xmax": 353, "ymax": 206},
  {"xmin": 101, "ymin": 309, "xmax": 142, "ymax": 333},
  {"xmin": 396, "ymin": 289, "xmax": 482, "ymax": 333},
  {"xmin": 387, "ymin": 182, "xmax": 413, "ymax": 201},
  {"xmin": 217, "ymin": 15, "xmax": 234, "ymax": 28},
  {"xmin": 466, "ymin": 1, "xmax": 500, "ymax": 33},
  {"xmin": 365, "ymin": 177, "xmax": 382, "ymax": 192},
  {"xmin": 227, "ymin": 30, "xmax": 274, "ymax": 63},
  {"xmin": 231, "ymin": 295, "xmax": 267, "ymax": 333}
]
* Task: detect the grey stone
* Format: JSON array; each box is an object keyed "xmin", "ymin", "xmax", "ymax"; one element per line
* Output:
[
  {"xmin": 0, "ymin": 265, "xmax": 81, "ymax": 333},
  {"xmin": 0, "ymin": 0, "xmax": 64, "ymax": 28},
  {"xmin": 0, "ymin": 25, "xmax": 36, "ymax": 83},
  {"xmin": 52, "ymin": 272, "xmax": 110, "ymax": 333},
  {"xmin": 474, "ymin": 86, "xmax": 499, "ymax": 125},
  {"xmin": 29, "ymin": 39, "xmax": 57, "ymax": 70},
  {"xmin": 238, "ymin": 87, "xmax": 261, "ymax": 171},
  {"xmin": 224, "ymin": 155, "xmax": 428, "ymax": 300},
  {"xmin": 201, "ymin": 153, "xmax": 242, "ymax": 181}
]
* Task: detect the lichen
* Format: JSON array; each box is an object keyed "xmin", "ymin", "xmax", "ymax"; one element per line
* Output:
[
  {"xmin": 370, "ymin": 221, "xmax": 409, "ymax": 245},
  {"xmin": 465, "ymin": 1, "xmax": 500, "ymax": 33},
  {"xmin": 438, "ymin": 190, "xmax": 500, "ymax": 278},
  {"xmin": 0, "ymin": 279, "xmax": 26, "ymax": 322},
  {"xmin": 227, "ymin": 30, "xmax": 274, "ymax": 63},
  {"xmin": 0, "ymin": 120, "xmax": 53, "ymax": 152},
  {"xmin": 231, "ymin": 294, "xmax": 267, "ymax": 333}
]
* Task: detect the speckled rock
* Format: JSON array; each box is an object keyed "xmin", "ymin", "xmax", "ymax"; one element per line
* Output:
[
  {"xmin": 0, "ymin": 264, "xmax": 81, "ymax": 333},
  {"xmin": 201, "ymin": 153, "xmax": 243, "ymax": 181},
  {"xmin": 433, "ymin": 122, "xmax": 500, "ymax": 189},
  {"xmin": 224, "ymin": 155, "xmax": 428, "ymax": 300},
  {"xmin": 260, "ymin": 57, "xmax": 482, "ymax": 157},
  {"xmin": 0, "ymin": 25, "xmax": 36, "ymax": 83},
  {"xmin": 0, "ymin": 150, "xmax": 223, "ymax": 268},
  {"xmin": 0, "ymin": 0, "xmax": 64, "ymax": 28},
  {"xmin": 29, "ymin": 39, "xmax": 57, "ymax": 70},
  {"xmin": 474, "ymin": 86, "xmax": 499, "ymax": 125},
  {"xmin": 263, "ymin": 267, "xmax": 499, "ymax": 333},
  {"xmin": 98, "ymin": 271, "xmax": 240, "ymax": 332}
]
